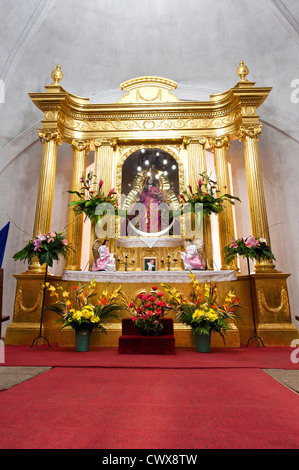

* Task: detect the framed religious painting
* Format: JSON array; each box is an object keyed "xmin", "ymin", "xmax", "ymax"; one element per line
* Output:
[{"xmin": 143, "ymin": 256, "xmax": 158, "ymax": 272}]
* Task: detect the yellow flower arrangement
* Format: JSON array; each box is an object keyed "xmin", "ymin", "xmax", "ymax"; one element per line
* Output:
[
  {"xmin": 44, "ymin": 278, "xmax": 125, "ymax": 332},
  {"xmin": 162, "ymin": 274, "xmax": 242, "ymax": 341}
]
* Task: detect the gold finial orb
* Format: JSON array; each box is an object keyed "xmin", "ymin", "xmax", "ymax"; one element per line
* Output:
[
  {"xmin": 236, "ymin": 60, "xmax": 249, "ymax": 81},
  {"xmin": 51, "ymin": 64, "xmax": 63, "ymax": 84}
]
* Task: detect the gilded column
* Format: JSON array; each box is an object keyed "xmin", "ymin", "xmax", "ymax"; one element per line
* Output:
[
  {"xmin": 185, "ymin": 137, "xmax": 213, "ymax": 270},
  {"xmin": 66, "ymin": 139, "xmax": 90, "ymax": 271},
  {"xmin": 209, "ymin": 136, "xmax": 238, "ymax": 271},
  {"xmin": 28, "ymin": 129, "xmax": 62, "ymax": 272},
  {"xmin": 94, "ymin": 139, "xmax": 117, "ymax": 194},
  {"xmin": 92, "ymin": 139, "xmax": 117, "ymax": 252},
  {"xmin": 238, "ymin": 124, "xmax": 275, "ymax": 272}
]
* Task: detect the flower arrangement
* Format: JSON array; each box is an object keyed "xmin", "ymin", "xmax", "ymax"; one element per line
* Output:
[
  {"xmin": 68, "ymin": 171, "xmax": 118, "ymax": 222},
  {"xmin": 162, "ymin": 273, "xmax": 242, "ymax": 341},
  {"xmin": 44, "ymin": 278, "xmax": 124, "ymax": 332},
  {"xmin": 178, "ymin": 172, "xmax": 240, "ymax": 216},
  {"xmin": 128, "ymin": 286, "xmax": 171, "ymax": 336},
  {"xmin": 13, "ymin": 230, "xmax": 71, "ymax": 267},
  {"xmin": 224, "ymin": 235, "xmax": 275, "ymax": 264}
]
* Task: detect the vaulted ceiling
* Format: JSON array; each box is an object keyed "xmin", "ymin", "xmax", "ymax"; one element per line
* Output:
[{"xmin": 0, "ymin": 0, "xmax": 298, "ymax": 169}]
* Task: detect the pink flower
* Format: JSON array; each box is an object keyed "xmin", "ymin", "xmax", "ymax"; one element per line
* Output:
[
  {"xmin": 149, "ymin": 296, "xmax": 155, "ymax": 301},
  {"xmin": 156, "ymin": 291, "xmax": 164, "ymax": 297},
  {"xmin": 188, "ymin": 185, "xmax": 193, "ymax": 194},
  {"xmin": 49, "ymin": 232, "xmax": 56, "ymax": 238},
  {"xmin": 47, "ymin": 238, "xmax": 54, "ymax": 243},
  {"xmin": 142, "ymin": 295, "xmax": 148, "ymax": 301},
  {"xmin": 99, "ymin": 179, "xmax": 104, "ymax": 190},
  {"xmin": 155, "ymin": 308, "xmax": 162, "ymax": 315},
  {"xmin": 147, "ymin": 311, "xmax": 153, "ymax": 316},
  {"xmin": 159, "ymin": 301, "xmax": 167, "ymax": 308},
  {"xmin": 198, "ymin": 178, "xmax": 203, "ymax": 189},
  {"xmin": 245, "ymin": 235, "xmax": 260, "ymax": 248},
  {"xmin": 129, "ymin": 302, "xmax": 134, "ymax": 308},
  {"xmin": 152, "ymin": 286, "xmax": 158, "ymax": 290},
  {"xmin": 229, "ymin": 238, "xmax": 238, "ymax": 249},
  {"xmin": 132, "ymin": 316, "xmax": 137, "ymax": 322},
  {"xmin": 107, "ymin": 188, "xmax": 115, "ymax": 197},
  {"xmin": 62, "ymin": 239, "xmax": 69, "ymax": 245}
]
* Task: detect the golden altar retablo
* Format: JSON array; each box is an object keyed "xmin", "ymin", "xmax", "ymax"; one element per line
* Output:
[{"xmin": 5, "ymin": 62, "xmax": 298, "ymax": 347}]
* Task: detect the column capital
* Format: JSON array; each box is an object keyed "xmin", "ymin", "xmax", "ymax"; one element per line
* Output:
[
  {"xmin": 183, "ymin": 136, "xmax": 207, "ymax": 148},
  {"xmin": 237, "ymin": 124, "xmax": 263, "ymax": 141},
  {"xmin": 71, "ymin": 139, "xmax": 90, "ymax": 152},
  {"xmin": 208, "ymin": 135, "xmax": 230, "ymax": 151},
  {"xmin": 94, "ymin": 138, "xmax": 118, "ymax": 150},
  {"xmin": 37, "ymin": 129, "xmax": 63, "ymax": 145}
]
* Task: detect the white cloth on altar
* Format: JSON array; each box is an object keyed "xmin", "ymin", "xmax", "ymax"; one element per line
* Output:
[{"xmin": 63, "ymin": 270, "xmax": 237, "ymax": 283}]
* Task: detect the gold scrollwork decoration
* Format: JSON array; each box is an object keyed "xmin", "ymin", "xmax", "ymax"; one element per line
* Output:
[
  {"xmin": 208, "ymin": 135, "xmax": 230, "ymax": 151},
  {"xmin": 237, "ymin": 124, "xmax": 263, "ymax": 141},
  {"xmin": 37, "ymin": 129, "xmax": 63, "ymax": 146}
]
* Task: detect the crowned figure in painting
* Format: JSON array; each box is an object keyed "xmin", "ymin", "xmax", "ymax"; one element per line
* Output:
[{"xmin": 137, "ymin": 175, "xmax": 165, "ymax": 233}]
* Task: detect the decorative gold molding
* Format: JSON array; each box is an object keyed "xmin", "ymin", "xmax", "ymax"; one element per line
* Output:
[
  {"xmin": 14, "ymin": 286, "xmax": 43, "ymax": 317},
  {"xmin": 71, "ymin": 139, "xmax": 90, "ymax": 152},
  {"xmin": 237, "ymin": 124, "xmax": 263, "ymax": 141},
  {"xmin": 37, "ymin": 129, "xmax": 63, "ymax": 145},
  {"xmin": 208, "ymin": 135, "xmax": 230, "ymax": 151},
  {"xmin": 257, "ymin": 287, "xmax": 290, "ymax": 322}
]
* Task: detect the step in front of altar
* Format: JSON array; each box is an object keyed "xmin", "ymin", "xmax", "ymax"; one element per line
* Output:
[
  {"xmin": 118, "ymin": 318, "xmax": 175, "ymax": 354},
  {"xmin": 56, "ymin": 321, "xmax": 241, "ymax": 348}
]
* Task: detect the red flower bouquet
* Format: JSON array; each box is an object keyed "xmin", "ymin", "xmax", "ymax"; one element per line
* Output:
[{"xmin": 128, "ymin": 286, "xmax": 171, "ymax": 335}]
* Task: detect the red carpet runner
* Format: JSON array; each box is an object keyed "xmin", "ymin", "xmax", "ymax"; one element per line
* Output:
[
  {"xmin": 0, "ymin": 367, "xmax": 298, "ymax": 449},
  {"xmin": 2, "ymin": 345, "xmax": 299, "ymax": 369}
]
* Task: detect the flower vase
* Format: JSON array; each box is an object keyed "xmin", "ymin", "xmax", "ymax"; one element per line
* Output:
[
  {"xmin": 195, "ymin": 333, "xmax": 211, "ymax": 353},
  {"xmin": 75, "ymin": 328, "xmax": 92, "ymax": 352}
]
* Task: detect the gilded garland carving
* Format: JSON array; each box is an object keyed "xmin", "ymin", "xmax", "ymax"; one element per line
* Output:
[
  {"xmin": 14, "ymin": 287, "xmax": 43, "ymax": 317},
  {"xmin": 257, "ymin": 287, "xmax": 290, "ymax": 322}
]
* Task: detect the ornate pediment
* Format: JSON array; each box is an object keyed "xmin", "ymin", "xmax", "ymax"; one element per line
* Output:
[{"xmin": 117, "ymin": 76, "xmax": 181, "ymax": 103}]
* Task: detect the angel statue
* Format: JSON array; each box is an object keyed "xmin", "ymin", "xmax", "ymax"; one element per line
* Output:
[
  {"xmin": 91, "ymin": 239, "xmax": 116, "ymax": 272},
  {"xmin": 180, "ymin": 238, "xmax": 206, "ymax": 271}
]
